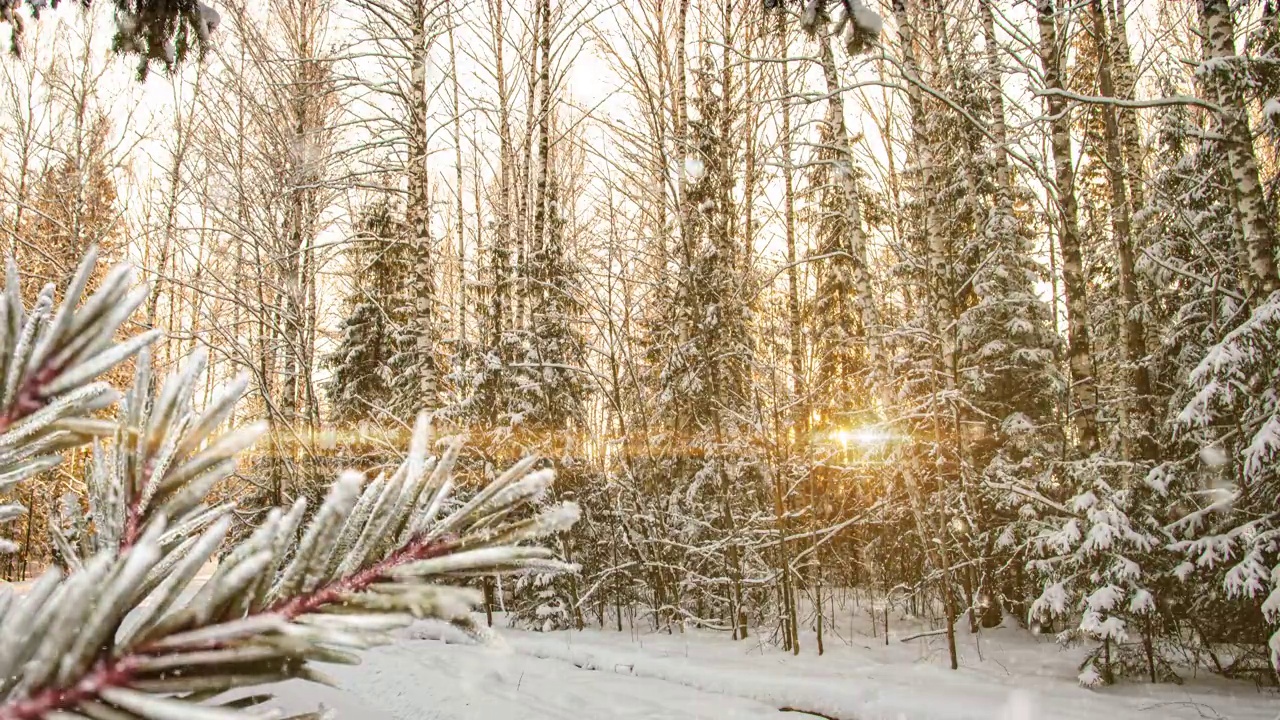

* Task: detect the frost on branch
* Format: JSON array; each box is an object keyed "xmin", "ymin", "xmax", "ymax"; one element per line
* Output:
[{"xmin": 0, "ymin": 252, "xmax": 580, "ymax": 720}]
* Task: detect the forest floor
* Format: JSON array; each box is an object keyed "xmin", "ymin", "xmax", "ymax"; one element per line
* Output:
[{"xmin": 264, "ymin": 611, "xmax": 1280, "ymax": 720}]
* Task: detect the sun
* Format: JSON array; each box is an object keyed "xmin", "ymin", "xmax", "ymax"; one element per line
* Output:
[{"xmin": 831, "ymin": 426, "xmax": 897, "ymax": 448}]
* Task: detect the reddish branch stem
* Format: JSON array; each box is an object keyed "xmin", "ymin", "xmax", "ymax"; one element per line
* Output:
[
  {"xmin": 0, "ymin": 657, "xmax": 141, "ymax": 720},
  {"xmin": 119, "ymin": 459, "xmax": 155, "ymax": 551},
  {"xmin": 268, "ymin": 535, "xmax": 455, "ymax": 618},
  {"xmin": 0, "ymin": 366, "xmax": 61, "ymax": 435}
]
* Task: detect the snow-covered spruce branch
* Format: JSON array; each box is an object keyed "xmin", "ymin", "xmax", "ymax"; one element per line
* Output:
[
  {"xmin": 0, "ymin": 248, "xmax": 158, "ymax": 553},
  {"xmin": 0, "ymin": 255, "xmax": 581, "ymax": 719}
]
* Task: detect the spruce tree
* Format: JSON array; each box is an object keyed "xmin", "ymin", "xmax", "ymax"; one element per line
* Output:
[
  {"xmin": 1168, "ymin": 294, "xmax": 1280, "ymax": 683},
  {"xmin": 325, "ymin": 200, "xmax": 409, "ymax": 426},
  {"xmin": 644, "ymin": 53, "xmax": 760, "ymax": 638}
]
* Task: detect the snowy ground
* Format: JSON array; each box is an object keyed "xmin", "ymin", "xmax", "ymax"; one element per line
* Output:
[
  {"xmin": 14, "ymin": 565, "xmax": 1272, "ymax": 718},
  {"xmin": 264, "ymin": 614, "xmax": 1280, "ymax": 720}
]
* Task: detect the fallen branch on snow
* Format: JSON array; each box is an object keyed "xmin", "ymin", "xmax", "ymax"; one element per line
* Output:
[
  {"xmin": 779, "ymin": 707, "xmax": 840, "ymax": 720},
  {"xmin": 898, "ymin": 628, "xmax": 949, "ymax": 642}
]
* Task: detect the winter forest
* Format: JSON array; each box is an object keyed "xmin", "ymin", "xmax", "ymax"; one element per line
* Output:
[{"xmin": 0, "ymin": 0, "xmax": 1278, "ymax": 717}]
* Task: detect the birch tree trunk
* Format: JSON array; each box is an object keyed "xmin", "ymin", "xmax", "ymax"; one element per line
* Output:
[
  {"xmin": 779, "ymin": 14, "xmax": 803, "ymax": 430},
  {"xmin": 517, "ymin": 5, "xmax": 542, "ymax": 331},
  {"xmin": 449, "ymin": 10, "xmax": 467, "ymax": 345},
  {"xmin": 979, "ymin": 0, "xmax": 1011, "ymax": 197},
  {"xmin": 818, "ymin": 34, "xmax": 878, "ymax": 372},
  {"xmin": 1107, "ymin": 0, "xmax": 1144, "ymax": 213},
  {"xmin": 1089, "ymin": 0, "xmax": 1153, "ymax": 458},
  {"xmin": 486, "ymin": 0, "xmax": 514, "ymax": 343},
  {"xmin": 892, "ymin": 0, "xmax": 959, "ymax": 670},
  {"xmin": 777, "ymin": 14, "xmax": 805, "ymax": 632},
  {"xmin": 1036, "ymin": 0, "xmax": 1099, "ymax": 454},
  {"xmin": 407, "ymin": 1, "xmax": 437, "ymax": 405},
  {"xmin": 532, "ymin": 0, "xmax": 553, "ymax": 310},
  {"xmin": 676, "ymin": 0, "xmax": 691, "ymax": 260},
  {"xmin": 1200, "ymin": 0, "xmax": 1280, "ymax": 297}
]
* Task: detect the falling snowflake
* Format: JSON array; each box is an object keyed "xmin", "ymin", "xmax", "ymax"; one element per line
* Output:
[
  {"xmin": 1199, "ymin": 444, "xmax": 1229, "ymax": 467},
  {"xmin": 685, "ymin": 156, "xmax": 706, "ymax": 181}
]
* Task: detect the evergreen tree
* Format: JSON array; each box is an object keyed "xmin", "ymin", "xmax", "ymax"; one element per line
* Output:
[
  {"xmin": 1166, "ymin": 294, "xmax": 1280, "ymax": 683},
  {"xmin": 328, "ymin": 302, "xmax": 390, "ymax": 420},
  {"xmin": 643, "ymin": 52, "xmax": 761, "ymax": 639},
  {"xmin": 507, "ymin": 27, "xmax": 592, "ymax": 624},
  {"xmin": 325, "ymin": 199, "xmax": 410, "ymax": 426},
  {"xmin": 807, "ymin": 37, "xmax": 871, "ymax": 438},
  {"xmin": 516, "ymin": 165, "xmax": 588, "ymax": 448},
  {"xmin": 15, "ymin": 117, "xmax": 121, "ymax": 292}
]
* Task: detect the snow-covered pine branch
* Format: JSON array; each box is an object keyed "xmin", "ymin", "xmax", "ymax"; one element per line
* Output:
[
  {"xmin": 0, "ymin": 251, "xmax": 581, "ymax": 719},
  {"xmin": 0, "ymin": 248, "xmax": 157, "ymax": 554}
]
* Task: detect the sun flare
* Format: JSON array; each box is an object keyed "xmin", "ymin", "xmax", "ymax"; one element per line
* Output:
[{"xmin": 831, "ymin": 426, "xmax": 897, "ymax": 448}]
